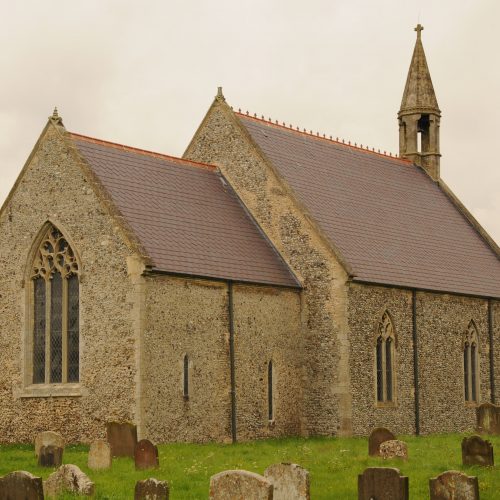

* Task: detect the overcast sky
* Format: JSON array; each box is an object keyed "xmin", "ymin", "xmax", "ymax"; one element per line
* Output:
[{"xmin": 1, "ymin": 0, "xmax": 498, "ymax": 243}]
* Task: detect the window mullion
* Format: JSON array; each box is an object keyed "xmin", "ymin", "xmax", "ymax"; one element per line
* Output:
[
  {"xmin": 44, "ymin": 278, "xmax": 51, "ymax": 384},
  {"xmin": 62, "ymin": 277, "xmax": 68, "ymax": 384}
]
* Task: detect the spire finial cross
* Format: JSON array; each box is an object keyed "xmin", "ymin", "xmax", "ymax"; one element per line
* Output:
[{"xmin": 414, "ymin": 24, "xmax": 424, "ymax": 38}]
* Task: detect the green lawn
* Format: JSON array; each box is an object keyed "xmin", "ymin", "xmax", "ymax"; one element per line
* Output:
[{"xmin": 0, "ymin": 434, "xmax": 499, "ymax": 499}]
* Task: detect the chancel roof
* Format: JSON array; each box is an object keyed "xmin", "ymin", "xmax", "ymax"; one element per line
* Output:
[
  {"xmin": 237, "ymin": 113, "xmax": 500, "ymax": 298},
  {"xmin": 70, "ymin": 133, "xmax": 299, "ymax": 288}
]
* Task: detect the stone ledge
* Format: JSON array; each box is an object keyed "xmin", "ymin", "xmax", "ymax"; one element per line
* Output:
[{"xmin": 15, "ymin": 384, "xmax": 83, "ymax": 398}]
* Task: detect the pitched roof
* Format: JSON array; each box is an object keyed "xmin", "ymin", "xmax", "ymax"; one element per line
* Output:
[
  {"xmin": 70, "ymin": 133, "xmax": 299, "ymax": 288},
  {"xmin": 237, "ymin": 113, "xmax": 500, "ymax": 298}
]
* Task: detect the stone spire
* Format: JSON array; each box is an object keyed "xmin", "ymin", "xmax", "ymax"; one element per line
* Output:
[{"xmin": 398, "ymin": 25, "xmax": 441, "ymax": 180}]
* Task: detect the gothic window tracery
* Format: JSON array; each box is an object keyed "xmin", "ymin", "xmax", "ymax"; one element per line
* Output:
[
  {"xmin": 375, "ymin": 311, "xmax": 395, "ymax": 403},
  {"xmin": 464, "ymin": 321, "xmax": 479, "ymax": 403},
  {"xmin": 31, "ymin": 225, "xmax": 80, "ymax": 384}
]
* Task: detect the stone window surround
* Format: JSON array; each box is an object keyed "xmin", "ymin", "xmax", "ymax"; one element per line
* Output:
[
  {"xmin": 374, "ymin": 310, "xmax": 397, "ymax": 408},
  {"xmin": 463, "ymin": 320, "xmax": 480, "ymax": 406},
  {"xmin": 19, "ymin": 220, "xmax": 83, "ymax": 399}
]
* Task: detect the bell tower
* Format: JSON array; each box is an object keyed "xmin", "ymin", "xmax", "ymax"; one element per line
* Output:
[{"xmin": 399, "ymin": 25, "xmax": 441, "ymax": 180}]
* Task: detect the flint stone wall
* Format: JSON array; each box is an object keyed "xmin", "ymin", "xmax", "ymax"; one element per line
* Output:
[{"xmin": 0, "ymin": 124, "xmax": 139, "ymax": 443}]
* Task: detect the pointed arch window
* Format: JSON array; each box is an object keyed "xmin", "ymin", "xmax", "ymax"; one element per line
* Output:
[
  {"xmin": 375, "ymin": 311, "xmax": 396, "ymax": 404},
  {"xmin": 464, "ymin": 321, "xmax": 479, "ymax": 403},
  {"xmin": 31, "ymin": 225, "xmax": 80, "ymax": 384}
]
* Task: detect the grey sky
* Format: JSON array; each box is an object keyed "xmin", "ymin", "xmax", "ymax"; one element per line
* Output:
[{"xmin": 1, "ymin": 0, "xmax": 498, "ymax": 243}]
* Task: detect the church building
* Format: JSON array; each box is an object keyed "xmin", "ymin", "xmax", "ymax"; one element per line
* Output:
[{"xmin": 0, "ymin": 27, "xmax": 499, "ymax": 444}]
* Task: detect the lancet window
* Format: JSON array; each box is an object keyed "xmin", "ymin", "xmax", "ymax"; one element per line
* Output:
[
  {"xmin": 183, "ymin": 354, "xmax": 189, "ymax": 399},
  {"xmin": 31, "ymin": 225, "xmax": 80, "ymax": 384},
  {"xmin": 464, "ymin": 321, "xmax": 479, "ymax": 403},
  {"xmin": 268, "ymin": 360, "xmax": 274, "ymax": 421},
  {"xmin": 375, "ymin": 311, "xmax": 395, "ymax": 403}
]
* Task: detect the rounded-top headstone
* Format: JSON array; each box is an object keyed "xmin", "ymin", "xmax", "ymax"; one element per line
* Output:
[
  {"xmin": 368, "ymin": 427, "xmax": 396, "ymax": 456},
  {"xmin": 210, "ymin": 470, "xmax": 273, "ymax": 500},
  {"xmin": 135, "ymin": 439, "xmax": 159, "ymax": 470},
  {"xmin": 264, "ymin": 462, "xmax": 310, "ymax": 499},
  {"xmin": 88, "ymin": 439, "xmax": 112, "ymax": 470},
  {"xmin": 379, "ymin": 440, "xmax": 408, "ymax": 460},
  {"xmin": 0, "ymin": 471, "xmax": 44, "ymax": 500},
  {"xmin": 34, "ymin": 430, "xmax": 64, "ymax": 458}
]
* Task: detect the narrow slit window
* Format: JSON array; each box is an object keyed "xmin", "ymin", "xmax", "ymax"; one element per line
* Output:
[
  {"xmin": 376, "ymin": 337, "xmax": 383, "ymax": 402},
  {"xmin": 268, "ymin": 360, "xmax": 274, "ymax": 421},
  {"xmin": 375, "ymin": 311, "xmax": 395, "ymax": 404},
  {"xmin": 464, "ymin": 342, "xmax": 469, "ymax": 401},
  {"xmin": 464, "ymin": 321, "xmax": 479, "ymax": 403},
  {"xmin": 471, "ymin": 343, "xmax": 477, "ymax": 402},
  {"xmin": 385, "ymin": 337, "xmax": 393, "ymax": 402},
  {"xmin": 33, "ymin": 277, "xmax": 46, "ymax": 384},
  {"xmin": 183, "ymin": 355, "xmax": 189, "ymax": 398}
]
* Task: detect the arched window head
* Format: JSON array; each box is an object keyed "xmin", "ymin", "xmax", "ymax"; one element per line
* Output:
[
  {"xmin": 31, "ymin": 224, "xmax": 80, "ymax": 385},
  {"xmin": 375, "ymin": 311, "xmax": 395, "ymax": 404},
  {"xmin": 464, "ymin": 321, "xmax": 479, "ymax": 403}
]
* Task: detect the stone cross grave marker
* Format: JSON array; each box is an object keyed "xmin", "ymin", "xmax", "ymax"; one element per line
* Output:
[
  {"xmin": 358, "ymin": 467, "xmax": 409, "ymax": 500},
  {"xmin": 209, "ymin": 470, "xmax": 273, "ymax": 500},
  {"xmin": 34, "ymin": 430, "xmax": 64, "ymax": 458},
  {"xmin": 44, "ymin": 464, "xmax": 95, "ymax": 497},
  {"xmin": 0, "ymin": 471, "xmax": 44, "ymax": 500},
  {"xmin": 106, "ymin": 421, "xmax": 137, "ymax": 458},
  {"xmin": 38, "ymin": 445, "xmax": 63, "ymax": 467},
  {"xmin": 462, "ymin": 435, "xmax": 494, "ymax": 466},
  {"xmin": 135, "ymin": 478, "xmax": 170, "ymax": 500},
  {"xmin": 476, "ymin": 402, "xmax": 500, "ymax": 434},
  {"xmin": 88, "ymin": 439, "xmax": 112, "ymax": 470},
  {"xmin": 429, "ymin": 470, "xmax": 479, "ymax": 500},
  {"xmin": 368, "ymin": 427, "xmax": 396, "ymax": 456},
  {"xmin": 135, "ymin": 439, "xmax": 159, "ymax": 470},
  {"xmin": 264, "ymin": 463, "xmax": 310, "ymax": 500}
]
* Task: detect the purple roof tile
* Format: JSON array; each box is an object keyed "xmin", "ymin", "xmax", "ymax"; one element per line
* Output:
[
  {"xmin": 238, "ymin": 114, "xmax": 500, "ymax": 298},
  {"xmin": 71, "ymin": 134, "xmax": 299, "ymax": 288}
]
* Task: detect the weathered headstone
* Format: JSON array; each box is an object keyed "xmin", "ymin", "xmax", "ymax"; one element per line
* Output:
[
  {"xmin": 368, "ymin": 427, "xmax": 396, "ymax": 456},
  {"xmin": 106, "ymin": 421, "xmax": 137, "ymax": 458},
  {"xmin": 380, "ymin": 440, "xmax": 409, "ymax": 461},
  {"xmin": 135, "ymin": 478, "xmax": 169, "ymax": 500},
  {"xmin": 135, "ymin": 439, "xmax": 159, "ymax": 470},
  {"xmin": 38, "ymin": 445, "xmax": 63, "ymax": 467},
  {"xmin": 0, "ymin": 471, "xmax": 44, "ymax": 500},
  {"xmin": 209, "ymin": 470, "xmax": 273, "ymax": 500},
  {"xmin": 44, "ymin": 464, "xmax": 95, "ymax": 497},
  {"xmin": 34, "ymin": 431, "xmax": 64, "ymax": 458},
  {"xmin": 88, "ymin": 439, "xmax": 112, "ymax": 470},
  {"xmin": 476, "ymin": 402, "xmax": 500, "ymax": 435},
  {"xmin": 358, "ymin": 467, "xmax": 409, "ymax": 500},
  {"xmin": 429, "ymin": 470, "xmax": 479, "ymax": 500},
  {"xmin": 264, "ymin": 463, "xmax": 309, "ymax": 500},
  {"xmin": 462, "ymin": 435, "xmax": 494, "ymax": 466}
]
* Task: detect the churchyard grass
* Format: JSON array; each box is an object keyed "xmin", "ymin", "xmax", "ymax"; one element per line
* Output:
[{"xmin": 0, "ymin": 433, "xmax": 499, "ymax": 499}]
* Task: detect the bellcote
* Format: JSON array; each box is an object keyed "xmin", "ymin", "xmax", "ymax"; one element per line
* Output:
[{"xmin": 398, "ymin": 25, "xmax": 441, "ymax": 180}]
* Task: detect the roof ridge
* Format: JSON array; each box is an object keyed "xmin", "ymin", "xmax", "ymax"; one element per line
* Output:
[
  {"xmin": 234, "ymin": 110, "xmax": 410, "ymax": 164},
  {"xmin": 69, "ymin": 132, "xmax": 217, "ymax": 171}
]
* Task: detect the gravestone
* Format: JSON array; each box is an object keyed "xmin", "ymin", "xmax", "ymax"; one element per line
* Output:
[
  {"xmin": 380, "ymin": 440, "xmax": 408, "ymax": 461},
  {"xmin": 358, "ymin": 467, "xmax": 409, "ymax": 500},
  {"xmin": 476, "ymin": 402, "xmax": 500, "ymax": 435},
  {"xmin": 135, "ymin": 478, "xmax": 169, "ymax": 500},
  {"xmin": 44, "ymin": 464, "xmax": 95, "ymax": 497},
  {"xmin": 106, "ymin": 421, "xmax": 137, "ymax": 458},
  {"xmin": 34, "ymin": 430, "xmax": 64, "ymax": 458},
  {"xmin": 429, "ymin": 470, "xmax": 479, "ymax": 500},
  {"xmin": 264, "ymin": 463, "xmax": 309, "ymax": 500},
  {"xmin": 462, "ymin": 435, "xmax": 494, "ymax": 466},
  {"xmin": 368, "ymin": 427, "xmax": 396, "ymax": 456},
  {"xmin": 0, "ymin": 471, "xmax": 44, "ymax": 500},
  {"xmin": 209, "ymin": 470, "xmax": 273, "ymax": 500},
  {"xmin": 38, "ymin": 445, "xmax": 63, "ymax": 467},
  {"xmin": 88, "ymin": 439, "xmax": 112, "ymax": 470},
  {"xmin": 135, "ymin": 439, "xmax": 159, "ymax": 470}
]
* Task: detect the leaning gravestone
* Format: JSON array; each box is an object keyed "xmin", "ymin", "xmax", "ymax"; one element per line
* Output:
[
  {"xmin": 264, "ymin": 463, "xmax": 309, "ymax": 500},
  {"xmin": 34, "ymin": 431, "xmax": 64, "ymax": 458},
  {"xmin": 135, "ymin": 439, "xmax": 159, "ymax": 470},
  {"xmin": 106, "ymin": 421, "xmax": 137, "ymax": 458},
  {"xmin": 476, "ymin": 402, "xmax": 500, "ymax": 435},
  {"xmin": 88, "ymin": 439, "xmax": 112, "ymax": 470},
  {"xmin": 135, "ymin": 478, "xmax": 169, "ymax": 500},
  {"xmin": 358, "ymin": 467, "xmax": 409, "ymax": 500},
  {"xmin": 462, "ymin": 435, "xmax": 494, "ymax": 466},
  {"xmin": 38, "ymin": 445, "xmax": 63, "ymax": 467},
  {"xmin": 380, "ymin": 440, "xmax": 409, "ymax": 461},
  {"xmin": 429, "ymin": 470, "xmax": 479, "ymax": 500},
  {"xmin": 44, "ymin": 464, "xmax": 95, "ymax": 497},
  {"xmin": 0, "ymin": 471, "xmax": 44, "ymax": 500},
  {"xmin": 209, "ymin": 470, "xmax": 273, "ymax": 500},
  {"xmin": 368, "ymin": 427, "xmax": 396, "ymax": 456}
]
